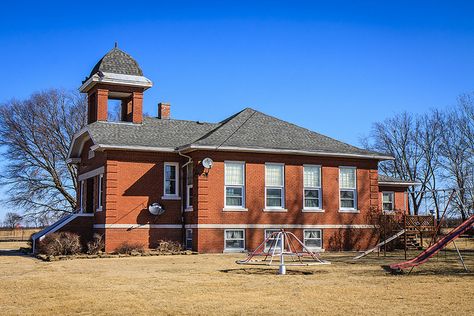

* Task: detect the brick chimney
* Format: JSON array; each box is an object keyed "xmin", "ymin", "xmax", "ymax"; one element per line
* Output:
[{"xmin": 158, "ymin": 102, "xmax": 170, "ymax": 119}]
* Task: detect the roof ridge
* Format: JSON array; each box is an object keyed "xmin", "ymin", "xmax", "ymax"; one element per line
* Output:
[
  {"xmin": 184, "ymin": 108, "xmax": 255, "ymax": 146},
  {"xmin": 143, "ymin": 116, "xmax": 216, "ymax": 125}
]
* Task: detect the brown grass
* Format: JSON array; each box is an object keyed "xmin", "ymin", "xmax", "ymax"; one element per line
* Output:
[
  {"xmin": 0, "ymin": 228, "xmax": 40, "ymax": 241},
  {"xmin": 0, "ymin": 241, "xmax": 29, "ymax": 250},
  {"xmin": 0, "ymin": 241, "xmax": 473, "ymax": 315}
]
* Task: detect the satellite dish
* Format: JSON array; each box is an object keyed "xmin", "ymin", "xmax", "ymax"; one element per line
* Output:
[
  {"xmin": 202, "ymin": 157, "xmax": 214, "ymax": 169},
  {"xmin": 148, "ymin": 203, "xmax": 165, "ymax": 216}
]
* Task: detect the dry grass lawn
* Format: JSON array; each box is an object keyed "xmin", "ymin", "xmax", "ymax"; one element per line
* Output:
[{"xmin": 0, "ymin": 241, "xmax": 473, "ymax": 315}]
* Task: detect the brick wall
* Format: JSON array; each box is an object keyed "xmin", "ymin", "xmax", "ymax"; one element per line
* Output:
[{"xmin": 75, "ymin": 146, "xmax": 412, "ymax": 253}]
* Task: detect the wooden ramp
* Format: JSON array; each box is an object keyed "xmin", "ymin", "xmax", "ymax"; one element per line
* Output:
[{"xmin": 353, "ymin": 230, "xmax": 406, "ymax": 260}]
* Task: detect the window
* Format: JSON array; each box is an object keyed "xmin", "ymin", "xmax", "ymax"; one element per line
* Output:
[
  {"xmin": 304, "ymin": 229, "xmax": 322, "ymax": 249},
  {"xmin": 97, "ymin": 174, "xmax": 104, "ymax": 211},
  {"xmin": 264, "ymin": 229, "xmax": 283, "ymax": 251},
  {"xmin": 185, "ymin": 229, "xmax": 193, "ymax": 250},
  {"xmin": 224, "ymin": 229, "xmax": 245, "ymax": 251},
  {"xmin": 186, "ymin": 163, "xmax": 193, "ymax": 209},
  {"xmin": 164, "ymin": 162, "xmax": 179, "ymax": 197},
  {"xmin": 224, "ymin": 162, "xmax": 245, "ymax": 208},
  {"xmin": 265, "ymin": 163, "xmax": 285, "ymax": 209},
  {"xmin": 303, "ymin": 165, "xmax": 322, "ymax": 210},
  {"xmin": 339, "ymin": 167, "xmax": 357, "ymax": 210},
  {"xmin": 79, "ymin": 181, "xmax": 84, "ymax": 213},
  {"xmin": 382, "ymin": 192, "xmax": 394, "ymax": 212}
]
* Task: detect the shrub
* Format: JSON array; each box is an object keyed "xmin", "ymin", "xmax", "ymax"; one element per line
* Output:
[
  {"xmin": 38, "ymin": 232, "xmax": 82, "ymax": 256},
  {"xmin": 87, "ymin": 234, "xmax": 104, "ymax": 255},
  {"xmin": 156, "ymin": 240, "xmax": 183, "ymax": 253},
  {"xmin": 114, "ymin": 242, "xmax": 145, "ymax": 254}
]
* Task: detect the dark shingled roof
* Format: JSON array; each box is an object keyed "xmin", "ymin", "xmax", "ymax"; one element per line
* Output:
[
  {"xmin": 378, "ymin": 175, "xmax": 417, "ymax": 184},
  {"xmin": 189, "ymin": 108, "xmax": 382, "ymax": 156},
  {"xmin": 88, "ymin": 117, "xmax": 217, "ymax": 149},
  {"xmin": 85, "ymin": 108, "xmax": 390, "ymax": 159},
  {"xmin": 88, "ymin": 48, "xmax": 143, "ymax": 78}
]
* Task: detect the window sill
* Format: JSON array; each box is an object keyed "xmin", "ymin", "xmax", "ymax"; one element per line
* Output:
[
  {"xmin": 302, "ymin": 208, "xmax": 325, "ymax": 213},
  {"xmin": 185, "ymin": 207, "xmax": 193, "ymax": 212},
  {"xmin": 339, "ymin": 209, "xmax": 360, "ymax": 213},
  {"xmin": 263, "ymin": 208, "xmax": 288, "ymax": 212},
  {"xmin": 223, "ymin": 207, "xmax": 248, "ymax": 212},
  {"xmin": 162, "ymin": 195, "xmax": 181, "ymax": 200},
  {"xmin": 223, "ymin": 249, "xmax": 246, "ymax": 253},
  {"xmin": 383, "ymin": 210, "xmax": 395, "ymax": 214},
  {"xmin": 306, "ymin": 248, "xmax": 325, "ymax": 252},
  {"xmin": 95, "ymin": 207, "xmax": 103, "ymax": 212}
]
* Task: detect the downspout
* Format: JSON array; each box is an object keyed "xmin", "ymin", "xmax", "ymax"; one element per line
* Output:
[{"xmin": 178, "ymin": 151, "xmax": 192, "ymax": 247}]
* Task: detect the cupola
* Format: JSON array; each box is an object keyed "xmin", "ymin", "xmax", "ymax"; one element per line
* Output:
[{"xmin": 79, "ymin": 45, "xmax": 153, "ymax": 124}]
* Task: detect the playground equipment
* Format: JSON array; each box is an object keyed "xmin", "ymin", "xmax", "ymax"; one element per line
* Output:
[
  {"xmin": 385, "ymin": 188, "xmax": 473, "ymax": 273},
  {"xmin": 388, "ymin": 214, "xmax": 474, "ymax": 273},
  {"xmin": 354, "ymin": 230, "xmax": 406, "ymax": 260},
  {"xmin": 236, "ymin": 229, "xmax": 330, "ymax": 275}
]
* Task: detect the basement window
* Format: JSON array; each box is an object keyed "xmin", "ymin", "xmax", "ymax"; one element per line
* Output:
[
  {"xmin": 264, "ymin": 229, "xmax": 283, "ymax": 251},
  {"xmin": 304, "ymin": 229, "xmax": 322, "ymax": 250},
  {"xmin": 224, "ymin": 229, "xmax": 245, "ymax": 252},
  {"xmin": 186, "ymin": 229, "xmax": 193, "ymax": 250}
]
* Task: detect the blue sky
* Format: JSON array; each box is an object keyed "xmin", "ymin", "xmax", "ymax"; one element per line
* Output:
[{"xmin": 0, "ymin": 1, "xmax": 473, "ymax": 219}]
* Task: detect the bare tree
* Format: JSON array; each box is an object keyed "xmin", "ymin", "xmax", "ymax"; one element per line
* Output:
[
  {"xmin": 438, "ymin": 97, "xmax": 474, "ymax": 221},
  {"xmin": 0, "ymin": 89, "xmax": 86, "ymax": 220},
  {"xmin": 366, "ymin": 112, "xmax": 438, "ymax": 215},
  {"xmin": 3, "ymin": 212, "xmax": 23, "ymax": 228},
  {"xmin": 417, "ymin": 110, "xmax": 442, "ymax": 220}
]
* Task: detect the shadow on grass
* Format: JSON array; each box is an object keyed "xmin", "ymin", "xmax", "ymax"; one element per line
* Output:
[
  {"xmin": 219, "ymin": 268, "xmax": 328, "ymax": 275},
  {"xmin": 0, "ymin": 249, "xmax": 31, "ymax": 257}
]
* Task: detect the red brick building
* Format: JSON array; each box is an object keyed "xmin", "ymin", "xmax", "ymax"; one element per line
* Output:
[{"xmin": 34, "ymin": 47, "xmax": 417, "ymax": 253}]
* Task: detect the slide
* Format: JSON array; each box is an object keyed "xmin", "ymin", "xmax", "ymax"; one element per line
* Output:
[
  {"xmin": 389, "ymin": 215, "xmax": 474, "ymax": 272},
  {"xmin": 353, "ymin": 230, "xmax": 405, "ymax": 260}
]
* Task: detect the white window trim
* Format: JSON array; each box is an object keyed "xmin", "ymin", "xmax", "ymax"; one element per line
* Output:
[
  {"xmin": 223, "ymin": 229, "xmax": 245, "ymax": 252},
  {"xmin": 79, "ymin": 180, "xmax": 84, "ymax": 213},
  {"xmin": 303, "ymin": 229, "xmax": 323, "ymax": 251},
  {"xmin": 382, "ymin": 191, "xmax": 395, "ymax": 213},
  {"xmin": 96, "ymin": 174, "xmax": 103, "ymax": 212},
  {"xmin": 264, "ymin": 163, "xmax": 285, "ymax": 210},
  {"xmin": 302, "ymin": 164, "xmax": 323, "ymax": 211},
  {"xmin": 264, "ymin": 229, "xmax": 283, "ymax": 251},
  {"xmin": 185, "ymin": 229, "xmax": 193, "ymax": 250},
  {"xmin": 185, "ymin": 163, "xmax": 193, "ymax": 211},
  {"xmin": 163, "ymin": 162, "xmax": 179, "ymax": 198},
  {"xmin": 339, "ymin": 166, "xmax": 358, "ymax": 212},
  {"xmin": 224, "ymin": 161, "xmax": 246, "ymax": 209},
  {"xmin": 185, "ymin": 184, "xmax": 193, "ymax": 211},
  {"xmin": 88, "ymin": 149, "xmax": 95, "ymax": 160}
]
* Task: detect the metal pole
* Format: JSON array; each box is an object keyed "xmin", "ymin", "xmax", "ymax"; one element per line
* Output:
[
  {"xmin": 279, "ymin": 232, "xmax": 286, "ymax": 275},
  {"xmin": 404, "ymin": 214, "xmax": 407, "ymax": 260},
  {"xmin": 453, "ymin": 240, "xmax": 468, "ymax": 272}
]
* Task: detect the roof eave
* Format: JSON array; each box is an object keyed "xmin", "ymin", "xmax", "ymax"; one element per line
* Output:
[
  {"xmin": 178, "ymin": 144, "xmax": 394, "ymax": 160},
  {"xmin": 79, "ymin": 72, "xmax": 153, "ymax": 93},
  {"xmin": 67, "ymin": 127, "xmax": 95, "ymax": 162},
  {"xmin": 92, "ymin": 144, "xmax": 176, "ymax": 153},
  {"xmin": 378, "ymin": 181, "xmax": 419, "ymax": 187}
]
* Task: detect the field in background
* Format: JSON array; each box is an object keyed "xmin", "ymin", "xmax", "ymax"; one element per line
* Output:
[
  {"xmin": 0, "ymin": 241, "xmax": 473, "ymax": 315},
  {"xmin": 0, "ymin": 228, "xmax": 41, "ymax": 241}
]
